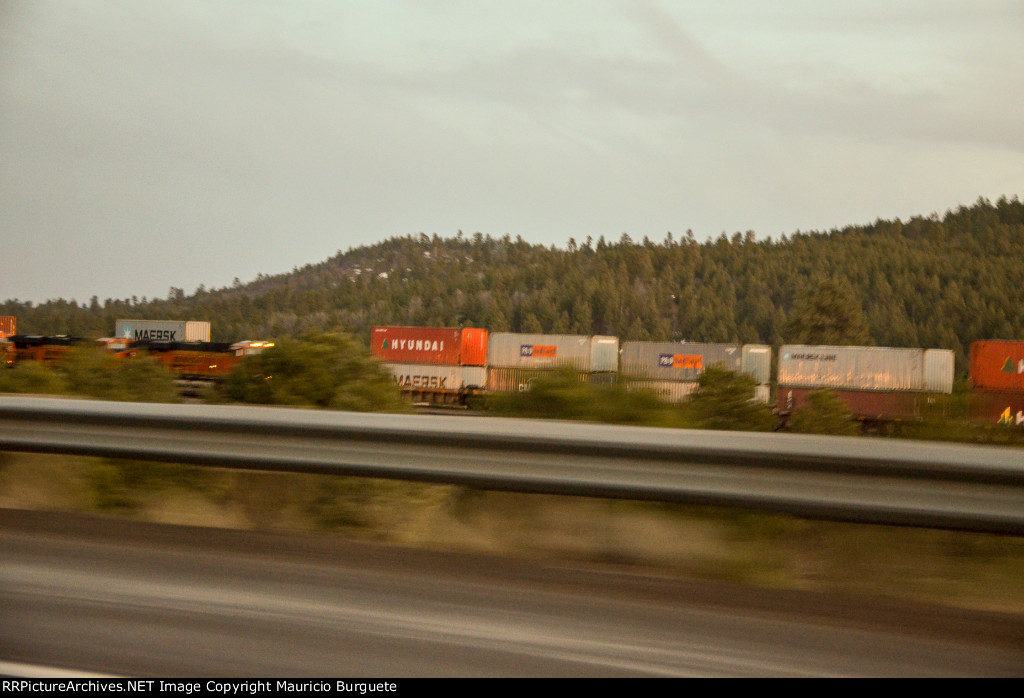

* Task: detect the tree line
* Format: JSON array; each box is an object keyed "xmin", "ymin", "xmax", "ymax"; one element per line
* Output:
[{"xmin": 4, "ymin": 196, "xmax": 1022, "ymax": 375}]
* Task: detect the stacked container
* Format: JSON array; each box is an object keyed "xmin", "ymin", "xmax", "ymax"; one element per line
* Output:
[
  {"xmin": 115, "ymin": 319, "xmax": 211, "ymax": 343},
  {"xmin": 969, "ymin": 340, "xmax": 1024, "ymax": 426},
  {"xmin": 0, "ymin": 316, "xmax": 15, "ymax": 338},
  {"xmin": 371, "ymin": 326, "xmax": 489, "ymax": 398},
  {"xmin": 777, "ymin": 345, "xmax": 955, "ymax": 421},
  {"xmin": 486, "ymin": 333, "xmax": 619, "ymax": 392},
  {"xmin": 619, "ymin": 342, "xmax": 772, "ymax": 403}
]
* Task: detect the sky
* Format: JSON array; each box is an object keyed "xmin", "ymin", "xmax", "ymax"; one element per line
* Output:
[{"xmin": 1, "ymin": 0, "xmax": 1021, "ymax": 305}]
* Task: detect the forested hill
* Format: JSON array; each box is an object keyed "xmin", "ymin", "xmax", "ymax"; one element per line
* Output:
[{"xmin": 4, "ymin": 196, "xmax": 1023, "ymax": 369}]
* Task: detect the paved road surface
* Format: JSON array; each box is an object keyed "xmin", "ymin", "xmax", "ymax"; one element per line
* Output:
[{"xmin": 1, "ymin": 510, "xmax": 1021, "ymax": 677}]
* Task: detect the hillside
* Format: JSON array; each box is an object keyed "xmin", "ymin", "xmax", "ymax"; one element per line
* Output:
[{"xmin": 4, "ymin": 196, "xmax": 1023, "ymax": 372}]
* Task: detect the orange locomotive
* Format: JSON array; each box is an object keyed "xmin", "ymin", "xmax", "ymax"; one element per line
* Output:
[
  {"xmin": 105, "ymin": 339, "xmax": 274, "ymax": 380},
  {"xmin": 7, "ymin": 335, "xmax": 86, "ymax": 366}
]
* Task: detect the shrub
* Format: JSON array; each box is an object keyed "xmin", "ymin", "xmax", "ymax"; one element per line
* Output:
[
  {"xmin": 218, "ymin": 333, "xmax": 408, "ymax": 412},
  {"xmin": 682, "ymin": 365, "xmax": 775, "ymax": 431}
]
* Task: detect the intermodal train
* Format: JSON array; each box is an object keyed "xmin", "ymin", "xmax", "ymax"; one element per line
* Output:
[
  {"xmin": 2, "ymin": 314, "xmax": 1021, "ymax": 428},
  {"xmin": 371, "ymin": 325, "xmax": 1024, "ymax": 430}
]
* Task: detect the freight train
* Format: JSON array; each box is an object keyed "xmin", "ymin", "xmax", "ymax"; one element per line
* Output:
[
  {"xmin": 369, "ymin": 326, "xmax": 774, "ymax": 407},
  {"xmin": 2, "ymin": 314, "xmax": 1022, "ymax": 428},
  {"xmin": 774, "ymin": 344, "xmax": 955, "ymax": 431},
  {"xmin": 0, "ymin": 317, "xmax": 273, "ymax": 395},
  {"xmin": 969, "ymin": 340, "xmax": 1024, "ymax": 427},
  {"xmin": 371, "ymin": 325, "xmax": 1024, "ymax": 430}
]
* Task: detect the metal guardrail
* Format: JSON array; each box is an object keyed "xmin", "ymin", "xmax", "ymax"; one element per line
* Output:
[{"xmin": 1, "ymin": 396, "xmax": 1022, "ymax": 534}]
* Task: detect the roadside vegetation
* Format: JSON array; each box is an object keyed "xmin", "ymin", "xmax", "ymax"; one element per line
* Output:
[
  {"xmin": 214, "ymin": 332, "xmax": 409, "ymax": 413},
  {"xmin": 0, "ymin": 345, "xmax": 178, "ymax": 403}
]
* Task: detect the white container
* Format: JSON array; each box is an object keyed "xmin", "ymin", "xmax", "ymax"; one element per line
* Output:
[
  {"xmin": 385, "ymin": 363, "xmax": 487, "ymax": 392},
  {"xmin": 923, "ymin": 349, "xmax": 955, "ymax": 393},
  {"xmin": 487, "ymin": 333, "xmax": 619, "ymax": 372},
  {"xmin": 626, "ymin": 380, "xmax": 771, "ymax": 404},
  {"xmin": 115, "ymin": 319, "xmax": 211, "ymax": 343},
  {"xmin": 753, "ymin": 384, "xmax": 771, "ymax": 405},
  {"xmin": 742, "ymin": 345, "xmax": 773, "ymax": 385},
  {"xmin": 486, "ymin": 367, "xmax": 611, "ymax": 393},
  {"xmin": 778, "ymin": 345, "xmax": 927, "ymax": 391},
  {"xmin": 625, "ymin": 380, "xmax": 699, "ymax": 403}
]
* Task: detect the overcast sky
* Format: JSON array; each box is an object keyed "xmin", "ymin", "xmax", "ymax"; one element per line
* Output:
[{"xmin": 2, "ymin": 0, "xmax": 1021, "ymax": 305}]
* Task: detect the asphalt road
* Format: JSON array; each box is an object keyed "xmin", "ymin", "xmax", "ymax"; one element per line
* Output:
[{"xmin": 1, "ymin": 510, "xmax": 1021, "ymax": 677}]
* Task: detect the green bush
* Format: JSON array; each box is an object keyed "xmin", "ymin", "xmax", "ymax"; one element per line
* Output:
[
  {"xmin": 218, "ymin": 333, "xmax": 409, "ymax": 412},
  {"xmin": 487, "ymin": 367, "xmax": 683, "ymax": 426},
  {"xmin": 0, "ymin": 346, "xmax": 178, "ymax": 402},
  {"xmin": 0, "ymin": 360, "xmax": 70, "ymax": 395},
  {"xmin": 61, "ymin": 346, "xmax": 180, "ymax": 403},
  {"xmin": 681, "ymin": 365, "xmax": 775, "ymax": 431}
]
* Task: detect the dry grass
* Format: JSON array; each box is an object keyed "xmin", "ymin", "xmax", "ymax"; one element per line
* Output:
[{"xmin": 1, "ymin": 451, "xmax": 1022, "ymax": 614}]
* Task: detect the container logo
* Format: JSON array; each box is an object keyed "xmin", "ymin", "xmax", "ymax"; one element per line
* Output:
[
  {"xmin": 659, "ymin": 354, "xmax": 703, "ymax": 369},
  {"xmin": 1000, "ymin": 357, "xmax": 1024, "ymax": 374},
  {"xmin": 520, "ymin": 345, "xmax": 557, "ymax": 358},
  {"xmin": 998, "ymin": 407, "xmax": 1024, "ymax": 426},
  {"xmin": 394, "ymin": 374, "xmax": 450, "ymax": 389},
  {"xmin": 784, "ymin": 351, "xmax": 837, "ymax": 362},
  {"xmin": 123, "ymin": 327, "xmax": 177, "ymax": 341},
  {"xmin": 381, "ymin": 339, "xmax": 445, "ymax": 353}
]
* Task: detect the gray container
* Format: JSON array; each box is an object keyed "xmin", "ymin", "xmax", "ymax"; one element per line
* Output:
[
  {"xmin": 115, "ymin": 319, "xmax": 211, "ymax": 343},
  {"xmin": 742, "ymin": 345, "xmax": 773, "ymax": 385},
  {"xmin": 923, "ymin": 349, "xmax": 955, "ymax": 393},
  {"xmin": 626, "ymin": 380, "xmax": 771, "ymax": 404},
  {"xmin": 488, "ymin": 367, "xmax": 605, "ymax": 393},
  {"xmin": 487, "ymin": 333, "xmax": 619, "ymax": 372},
  {"xmin": 619, "ymin": 342, "xmax": 742, "ymax": 381},
  {"xmin": 625, "ymin": 380, "xmax": 699, "ymax": 403},
  {"xmin": 385, "ymin": 363, "xmax": 487, "ymax": 391},
  {"xmin": 778, "ymin": 345, "xmax": 926, "ymax": 391}
]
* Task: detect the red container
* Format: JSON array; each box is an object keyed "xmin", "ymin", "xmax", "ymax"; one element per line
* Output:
[
  {"xmin": 968, "ymin": 389, "xmax": 1024, "ymax": 427},
  {"xmin": 371, "ymin": 327, "xmax": 488, "ymax": 366},
  {"xmin": 777, "ymin": 387, "xmax": 935, "ymax": 422},
  {"xmin": 0, "ymin": 316, "xmax": 15, "ymax": 337},
  {"xmin": 970, "ymin": 341, "xmax": 1024, "ymax": 392}
]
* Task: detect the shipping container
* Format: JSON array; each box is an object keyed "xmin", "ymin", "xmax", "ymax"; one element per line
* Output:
[
  {"xmin": 0, "ymin": 316, "xmax": 15, "ymax": 337},
  {"xmin": 370, "ymin": 326, "xmax": 488, "ymax": 366},
  {"xmin": 777, "ymin": 386, "xmax": 949, "ymax": 422},
  {"xmin": 923, "ymin": 349, "xmax": 955, "ymax": 393},
  {"xmin": 487, "ymin": 334, "xmax": 619, "ymax": 372},
  {"xmin": 624, "ymin": 380, "xmax": 699, "ymax": 403},
  {"xmin": 115, "ymin": 319, "xmax": 211, "ymax": 343},
  {"xmin": 385, "ymin": 363, "xmax": 487, "ymax": 392},
  {"xmin": 968, "ymin": 389, "xmax": 1024, "ymax": 427},
  {"xmin": 969, "ymin": 340, "xmax": 1024, "ymax": 392},
  {"xmin": 487, "ymin": 367, "xmax": 612, "ymax": 393},
  {"xmin": 753, "ymin": 384, "xmax": 771, "ymax": 405},
  {"xmin": 625, "ymin": 380, "xmax": 770, "ymax": 405},
  {"xmin": 742, "ymin": 345, "xmax": 773, "ymax": 386},
  {"xmin": 619, "ymin": 342, "xmax": 742, "ymax": 381},
  {"xmin": 777, "ymin": 345, "xmax": 939, "ymax": 392}
]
